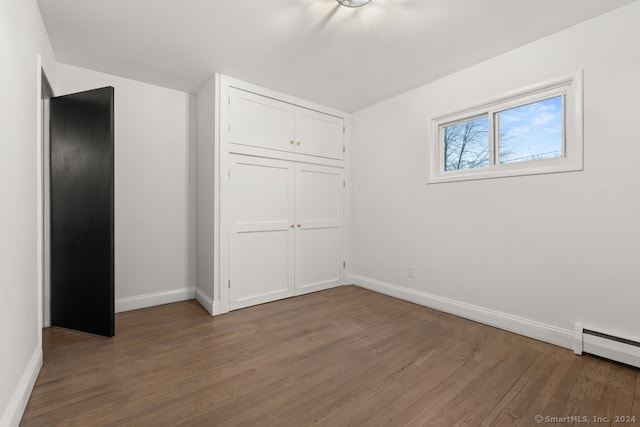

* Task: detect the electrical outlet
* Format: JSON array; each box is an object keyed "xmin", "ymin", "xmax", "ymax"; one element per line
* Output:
[{"xmin": 407, "ymin": 265, "xmax": 415, "ymax": 279}]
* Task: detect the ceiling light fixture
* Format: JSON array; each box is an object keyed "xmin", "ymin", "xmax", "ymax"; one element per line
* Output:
[{"xmin": 337, "ymin": 0, "xmax": 371, "ymax": 7}]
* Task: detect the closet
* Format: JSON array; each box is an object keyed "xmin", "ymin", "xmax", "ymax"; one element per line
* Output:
[
  {"xmin": 228, "ymin": 156, "xmax": 343, "ymax": 310},
  {"xmin": 196, "ymin": 75, "xmax": 350, "ymax": 314},
  {"xmin": 228, "ymin": 87, "xmax": 345, "ymax": 160}
]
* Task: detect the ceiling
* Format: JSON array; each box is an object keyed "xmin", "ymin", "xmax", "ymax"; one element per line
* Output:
[{"xmin": 38, "ymin": 0, "xmax": 636, "ymax": 112}]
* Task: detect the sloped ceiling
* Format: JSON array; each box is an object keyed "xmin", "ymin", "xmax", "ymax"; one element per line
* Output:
[{"xmin": 38, "ymin": 0, "xmax": 637, "ymax": 112}]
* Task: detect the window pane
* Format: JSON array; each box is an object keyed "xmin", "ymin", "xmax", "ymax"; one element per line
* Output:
[
  {"xmin": 497, "ymin": 96, "xmax": 563, "ymax": 164},
  {"xmin": 442, "ymin": 116, "xmax": 489, "ymax": 171}
]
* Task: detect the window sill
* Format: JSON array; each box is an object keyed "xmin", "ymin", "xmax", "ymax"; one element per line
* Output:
[{"xmin": 426, "ymin": 159, "xmax": 583, "ymax": 184}]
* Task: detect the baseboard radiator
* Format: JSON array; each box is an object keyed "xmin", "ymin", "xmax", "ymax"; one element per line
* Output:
[{"xmin": 573, "ymin": 323, "xmax": 640, "ymax": 369}]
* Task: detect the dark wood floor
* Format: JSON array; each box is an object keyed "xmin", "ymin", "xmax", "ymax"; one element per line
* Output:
[{"xmin": 22, "ymin": 286, "xmax": 640, "ymax": 426}]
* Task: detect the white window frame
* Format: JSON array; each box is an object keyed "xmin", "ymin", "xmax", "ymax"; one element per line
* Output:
[{"xmin": 427, "ymin": 72, "xmax": 583, "ymax": 184}]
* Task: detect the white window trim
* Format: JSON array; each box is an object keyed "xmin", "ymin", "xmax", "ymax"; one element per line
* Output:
[{"xmin": 427, "ymin": 71, "xmax": 583, "ymax": 184}]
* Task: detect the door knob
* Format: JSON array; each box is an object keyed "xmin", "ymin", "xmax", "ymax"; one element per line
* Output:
[
  {"xmin": 290, "ymin": 140, "xmax": 295, "ymax": 145},
  {"xmin": 297, "ymin": 224, "xmax": 301, "ymax": 228},
  {"xmin": 296, "ymin": 141, "xmax": 301, "ymax": 146}
]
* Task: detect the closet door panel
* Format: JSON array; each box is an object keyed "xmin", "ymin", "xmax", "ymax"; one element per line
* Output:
[
  {"xmin": 231, "ymin": 232, "xmax": 290, "ymax": 306},
  {"xmin": 229, "ymin": 156, "xmax": 295, "ymax": 310},
  {"xmin": 294, "ymin": 107, "xmax": 344, "ymax": 160},
  {"xmin": 296, "ymin": 228, "xmax": 341, "ymax": 289},
  {"xmin": 295, "ymin": 163, "xmax": 343, "ymax": 294},
  {"xmin": 229, "ymin": 88, "xmax": 294, "ymax": 153}
]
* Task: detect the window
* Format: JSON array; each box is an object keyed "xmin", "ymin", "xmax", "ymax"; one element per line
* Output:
[
  {"xmin": 428, "ymin": 73, "xmax": 583, "ymax": 183},
  {"xmin": 443, "ymin": 115, "xmax": 489, "ymax": 171}
]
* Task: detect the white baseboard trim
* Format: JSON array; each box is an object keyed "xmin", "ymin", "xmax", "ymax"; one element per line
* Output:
[
  {"xmin": 195, "ymin": 288, "xmax": 222, "ymax": 315},
  {"xmin": 1, "ymin": 345, "xmax": 42, "ymax": 427},
  {"xmin": 211, "ymin": 301, "xmax": 223, "ymax": 316},
  {"xmin": 195, "ymin": 288, "xmax": 213, "ymax": 314},
  {"xmin": 115, "ymin": 287, "xmax": 196, "ymax": 313},
  {"xmin": 350, "ymin": 274, "xmax": 573, "ymax": 350}
]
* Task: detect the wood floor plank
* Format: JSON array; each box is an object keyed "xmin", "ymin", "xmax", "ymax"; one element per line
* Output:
[
  {"xmin": 558, "ymin": 355, "xmax": 610, "ymax": 424},
  {"xmin": 633, "ymin": 374, "xmax": 640, "ymax": 419},
  {"xmin": 20, "ymin": 286, "xmax": 640, "ymax": 426},
  {"xmin": 479, "ymin": 348, "xmax": 560, "ymax": 426},
  {"xmin": 594, "ymin": 361, "xmax": 636, "ymax": 421}
]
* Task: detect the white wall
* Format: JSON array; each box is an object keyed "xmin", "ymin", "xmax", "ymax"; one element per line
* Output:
[
  {"xmin": 55, "ymin": 63, "xmax": 194, "ymax": 312},
  {"xmin": 351, "ymin": 2, "xmax": 640, "ymax": 348},
  {"xmin": 0, "ymin": 0, "xmax": 56, "ymax": 424},
  {"xmin": 195, "ymin": 77, "xmax": 218, "ymax": 313},
  {"xmin": 188, "ymin": 94, "xmax": 198, "ymax": 294}
]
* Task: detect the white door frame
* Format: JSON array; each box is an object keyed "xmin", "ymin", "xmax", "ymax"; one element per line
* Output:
[
  {"xmin": 37, "ymin": 56, "xmax": 54, "ymax": 333},
  {"xmin": 37, "ymin": 55, "xmax": 44, "ymax": 339}
]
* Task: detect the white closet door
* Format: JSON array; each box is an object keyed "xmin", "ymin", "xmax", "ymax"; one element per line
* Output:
[
  {"xmin": 229, "ymin": 156, "xmax": 295, "ymax": 310},
  {"xmin": 294, "ymin": 107, "xmax": 344, "ymax": 160},
  {"xmin": 294, "ymin": 163, "xmax": 343, "ymax": 294},
  {"xmin": 229, "ymin": 88, "xmax": 294, "ymax": 153}
]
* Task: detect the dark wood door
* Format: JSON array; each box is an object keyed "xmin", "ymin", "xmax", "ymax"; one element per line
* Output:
[{"xmin": 50, "ymin": 87, "xmax": 115, "ymax": 337}]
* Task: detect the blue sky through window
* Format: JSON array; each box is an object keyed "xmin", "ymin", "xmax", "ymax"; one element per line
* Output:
[{"xmin": 497, "ymin": 96, "xmax": 563, "ymax": 164}]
